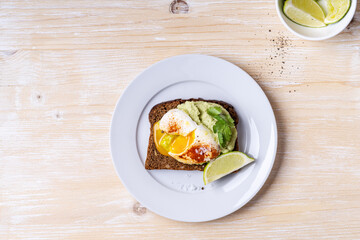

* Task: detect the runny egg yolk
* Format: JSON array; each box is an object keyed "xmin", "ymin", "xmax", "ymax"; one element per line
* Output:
[
  {"xmin": 169, "ymin": 132, "xmax": 195, "ymax": 154},
  {"xmin": 154, "ymin": 121, "xmax": 195, "ymax": 156}
]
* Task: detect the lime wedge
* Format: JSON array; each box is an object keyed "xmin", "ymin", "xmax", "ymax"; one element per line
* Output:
[
  {"xmin": 159, "ymin": 134, "xmax": 176, "ymax": 151},
  {"xmin": 203, "ymin": 152, "xmax": 254, "ymax": 185},
  {"xmin": 317, "ymin": 0, "xmax": 331, "ymax": 15},
  {"xmin": 324, "ymin": 0, "xmax": 350, "ymax": 24},
  {"xmin": 283, "ymin": 0, "xmax": 326, "ymax": 27}
]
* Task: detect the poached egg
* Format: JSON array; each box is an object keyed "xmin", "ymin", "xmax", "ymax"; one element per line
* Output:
[{"xmin": 155, "ymin": 109, "xmax": 220, "ymax": 164}]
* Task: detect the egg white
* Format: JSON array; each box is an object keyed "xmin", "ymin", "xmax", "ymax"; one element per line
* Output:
[{"xmin": 159, "ymin": 109, "xmax": 197, "ymax": 136}]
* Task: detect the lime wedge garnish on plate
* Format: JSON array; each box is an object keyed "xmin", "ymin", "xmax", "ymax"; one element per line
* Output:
[
  {"xmin": 203, "ymin": 151, "xmax": 254, "ymax": 185},
  {"xmin": 324, "ymin": 0, "xmax": 350, "ymax": 24},
  {"xmin": 283, "ymin": 0, "xmax": 326, "ymax": 27}
]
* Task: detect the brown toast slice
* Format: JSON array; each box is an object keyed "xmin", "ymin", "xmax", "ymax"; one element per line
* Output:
[{"xmin": 145, "ymin": 98, "xmax": 239, "ymax": 171}]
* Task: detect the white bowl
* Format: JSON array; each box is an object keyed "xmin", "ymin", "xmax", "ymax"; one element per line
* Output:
[{"xmin": 276, "ymin": 0, "xmax": 357, "ymax": 40}]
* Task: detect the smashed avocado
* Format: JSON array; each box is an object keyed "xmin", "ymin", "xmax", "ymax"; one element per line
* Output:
[{"xmin": 177, "ymin": 101, "xmax": 237, "ymax": 153}]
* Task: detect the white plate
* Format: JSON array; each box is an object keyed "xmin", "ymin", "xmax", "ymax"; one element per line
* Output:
[{"xmin": 110, "ymin": 54, "xmax": 277, "ymax": 222}]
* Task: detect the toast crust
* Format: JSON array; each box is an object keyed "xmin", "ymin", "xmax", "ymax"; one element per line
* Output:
[{"xmin": 145, "ymin": 98, "xmax": 239, "ymax": 171}]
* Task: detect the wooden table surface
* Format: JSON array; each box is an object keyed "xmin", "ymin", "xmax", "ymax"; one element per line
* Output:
[{"xmin": 1, "ymin": 0, "xmax": 360, "ymax": 239}]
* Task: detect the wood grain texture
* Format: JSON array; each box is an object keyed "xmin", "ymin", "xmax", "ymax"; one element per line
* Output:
[{"xmin": 1, "ymin": 0, "xmax": 360, "ymax": 239}]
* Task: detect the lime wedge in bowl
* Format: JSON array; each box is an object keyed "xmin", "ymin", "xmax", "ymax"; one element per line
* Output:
[
  {"xmin": 203, "ymin": 151, "xmax": 255, "ymax": 185},
  {"xmin": 317, "ymin": 0, "xmax": 331, "ymax": 15},
  {"xmin": 283, "ymin": 0, "xmax": 326, "ymax": 27},
  {"xmin": 324, "ymin": 0, "xmax": 351, "ymax": 24}
]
